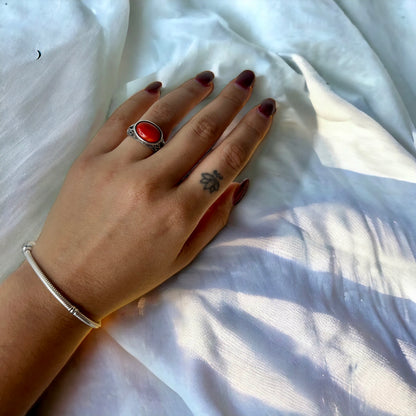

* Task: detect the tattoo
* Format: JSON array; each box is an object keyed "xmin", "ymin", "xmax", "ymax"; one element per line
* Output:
[{"xmin": 200, "ymin": 170, "xmax": 223, "ymax": 193}]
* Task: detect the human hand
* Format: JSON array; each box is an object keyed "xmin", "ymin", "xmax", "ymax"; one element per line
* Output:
[{"xmin": 31, "ymin": 70, "xmax": 277, "ymax": 321}]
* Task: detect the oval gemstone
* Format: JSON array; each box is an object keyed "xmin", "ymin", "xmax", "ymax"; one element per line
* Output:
[{"xmin": 136, "ymin": 121, "xmax": 161, "ymax": 143}]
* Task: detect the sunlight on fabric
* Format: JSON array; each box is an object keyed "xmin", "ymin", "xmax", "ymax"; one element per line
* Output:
[
  {"xmin": 314, "ymin": 125, "xmax": 416, "ymax": 183},
  {"xmin": 175, "ymin": 289, "xmax": 416, "ymax": 415},
  {"xmin": 217, "ymin": 205, "xmax": 416, "ymax": 302},
  {"xmin": 290, "ymin": 55, "xmax": 416, "ymax": 183},
  {"xmin": 171, "ymin": 290, "xmax": 320, "ymax": 414}
]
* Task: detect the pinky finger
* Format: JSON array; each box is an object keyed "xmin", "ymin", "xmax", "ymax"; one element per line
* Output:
[{"xmin": 174, "ymin": 180, "xmax": 249, "ymax": 270}]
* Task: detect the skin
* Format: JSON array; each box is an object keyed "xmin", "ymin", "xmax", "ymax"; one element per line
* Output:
[{"xmin": 0, "ymin": 71, "xmax": 276, "ymax": 414}]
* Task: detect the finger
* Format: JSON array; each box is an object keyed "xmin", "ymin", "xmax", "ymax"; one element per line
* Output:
[
  {"xmin": 178, "ymin": 98, "xmax": 276, "ymax": 217},
  {"xmin": 152, "ymin": 70, "xmax": 256, "ymax": 185},
  {"xmin": 115, "ymin": 71, "xmax": 215, "ymax": 162},
  {"xmin": 174, "ymin": 180, "xmax": 249, "ymax": 270},
  {"xmin": 84, "ymin": 82, "xmax": 162, "ymax": 156}
]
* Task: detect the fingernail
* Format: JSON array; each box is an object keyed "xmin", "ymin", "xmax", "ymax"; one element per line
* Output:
[
  {"xmin": 233, "ymin": 178, "xmax": 250, "ymax": 206},
  {"xmin": 235, "ymin": 70, "xmax": 255, "ymax": 89},
  {"xmin": 258, "ymin": 98, "xmax": 277, "ymax": 117},
  {"xmin": 145, "ymin": 81, "xmax": 162, "ymax": 94},
  {"xmin": 195, "ymin": 71, "xmax": 215, "ymax": 86}
]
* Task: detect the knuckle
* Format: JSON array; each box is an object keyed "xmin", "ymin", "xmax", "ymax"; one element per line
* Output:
[
  {"xmin": 166, "ymin": 200, "xmax": 193, "ymax": 233},
  {"xmin": 107, "ymin": 110, "xmax": 127, "ymax": 126},
  {"xmin": 182, "ymin": 80, "xmax": 204, "ymax": 97},
  {"xmin": 172, "ymin": 202, "xmax": 190, "ymax": 225},
  {"xmin": 222, "ymin": 141, "xmax": 248, "ymax": 172},
  {"xmin": 221, "ymin": 90, "xmax": 244, "ymax": 109},
  {"xmin": 191, "ymin": 115, "xmax": 219, "ymax": 143},
  {"xmin": 69, "ymin": 154, "xmax": 117, "ymax": 194},
  {"xmin": 122, "ymin": 179, "xmax": 154, "ymax": 210},
  {"xmin": 149, "ymin": 101, "xmax": 174, "ymax": 123},
  {"xmin": 243, "ymin": 118, "xmax": 264, "ymax": 137},
  {"xmin": 70, "ymin": 154, "xmax": 95, "ymax": 177}
]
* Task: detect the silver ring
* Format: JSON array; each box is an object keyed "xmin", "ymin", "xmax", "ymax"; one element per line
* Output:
[{"xmin": 127, "ymin": 120, "xmax": 165, "ymax": 152}]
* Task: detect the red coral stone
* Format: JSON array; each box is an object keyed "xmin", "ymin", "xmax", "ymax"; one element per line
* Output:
[{"xmin": 136, "ymin": 121, "xmax": 161, "ymax": 143}]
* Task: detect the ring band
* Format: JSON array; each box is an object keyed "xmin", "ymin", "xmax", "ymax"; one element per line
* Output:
[{"xmin": 127, "ymin": 120, "xmax": 165, "ymax": 152}]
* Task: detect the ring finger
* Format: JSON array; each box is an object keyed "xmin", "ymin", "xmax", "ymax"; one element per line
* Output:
[
  {"xmin": 178, "ymin": 98, "xmax": 277, "ymax": 220},
  {"xmin": 115, "ymin": 71, "xmax": 215, "ymax": 162}
]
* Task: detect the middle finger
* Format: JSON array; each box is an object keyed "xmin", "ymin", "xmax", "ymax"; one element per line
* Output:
[{"xmin": 151, "ymin": 70, "xmax": 255, "ymax": 186}]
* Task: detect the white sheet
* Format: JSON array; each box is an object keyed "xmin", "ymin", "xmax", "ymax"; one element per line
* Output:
[{"xmin": 1, "ymin": 1, "xmax": 416, "ymax": 415}]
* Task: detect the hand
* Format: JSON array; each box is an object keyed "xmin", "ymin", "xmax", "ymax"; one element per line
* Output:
[{"xmin": 31, "ymin": 70, "xmax": 277, "ymax": 320}]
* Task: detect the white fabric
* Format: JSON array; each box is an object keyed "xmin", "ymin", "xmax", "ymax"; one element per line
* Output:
[{"xmin": 1, "ymin": 0, "xmax": 416, "ymax": 415}]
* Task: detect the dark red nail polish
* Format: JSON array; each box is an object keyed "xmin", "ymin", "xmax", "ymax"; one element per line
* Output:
[
  {"xmin": 235, "ymin": 70, "xmax": 255, "ymax": 89},
  {"xmin": 258, "ymin": 98, "xmax": 277, "ymax": 117},
  {"xmin": 145, "ymin": 81, "xmax": 162, "ymax": 94},
  {"xmin": 196, "ymin": 71, "xmax": 215, "ymax": 86},
  {"xmin": 233, "ymin": 178, "xmax": 250, "ymax": 206}
]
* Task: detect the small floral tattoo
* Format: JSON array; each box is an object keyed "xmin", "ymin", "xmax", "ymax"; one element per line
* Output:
[{"xmin": 200, "ymin": 170, "xmax": 223, "ymax": 193}]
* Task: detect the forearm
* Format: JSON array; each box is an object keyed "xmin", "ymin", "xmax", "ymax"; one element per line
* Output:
[{"xmin": 0, "ymin": 261, "xmax": 91, "ymax": 415}]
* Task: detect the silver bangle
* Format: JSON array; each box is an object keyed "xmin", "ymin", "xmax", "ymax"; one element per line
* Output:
[{"xmin": 22, "ymin": 241, "xmax": 101, "ymax": 329}]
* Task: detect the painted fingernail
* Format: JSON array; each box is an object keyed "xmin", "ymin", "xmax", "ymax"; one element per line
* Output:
[
  {"xmin": 235, "ymin": 70, "xmax": 255, "ymax": 89},
  {"xmin": 258, "ymin": 98, "xmax": 277, "ymax": 117},
  {"xmin": 233, "ymin": 178, "xmax": 250, "ymax": 206},
  {"xmin": 145, "ymin": 81, "xmax": 162, "ymax": 94},
  {"xmin": 195, "ymin": 71, "xmax": 215, "ymax": 86}
]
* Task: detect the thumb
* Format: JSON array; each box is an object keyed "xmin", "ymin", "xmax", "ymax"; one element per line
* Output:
[{"xmin": 175, "ymin": 179, "xmax": 250, "ymax": 269}]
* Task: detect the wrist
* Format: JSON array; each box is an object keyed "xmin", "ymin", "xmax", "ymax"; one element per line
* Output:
[
  {"xmin": 30, "ymin": 242, "xmax": 110, "ymax": 322},
  {"xmin": 0, "ymin": 260, "xmax": 92, "ymax": 414},
  {"xmin": 12, "ymin": 260, "xmax": 91, "ymax": 331},
  {"xmin": 23, "ymin": 242, "xmax": 101, "ymax": 328}
]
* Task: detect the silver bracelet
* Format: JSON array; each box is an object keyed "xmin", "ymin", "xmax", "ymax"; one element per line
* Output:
[{"xmin": 22, "ymin": 241, "xmax": 101, "ymax": 329}]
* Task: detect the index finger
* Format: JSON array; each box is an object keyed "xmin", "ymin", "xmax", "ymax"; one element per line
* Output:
[{"xmin": 85, "ymin": 82, "xmax": 162, "ymax": 156}]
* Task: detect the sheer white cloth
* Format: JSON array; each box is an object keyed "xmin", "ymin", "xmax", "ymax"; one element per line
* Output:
[{"xmin": 1, "ymin": 1, "xmax": 415, "ymax": 414}]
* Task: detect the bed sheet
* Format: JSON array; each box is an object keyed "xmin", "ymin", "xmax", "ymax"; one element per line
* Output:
[{"xmin": 1, "ymin": 1, "xmax": 416, "ymax": 415}]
